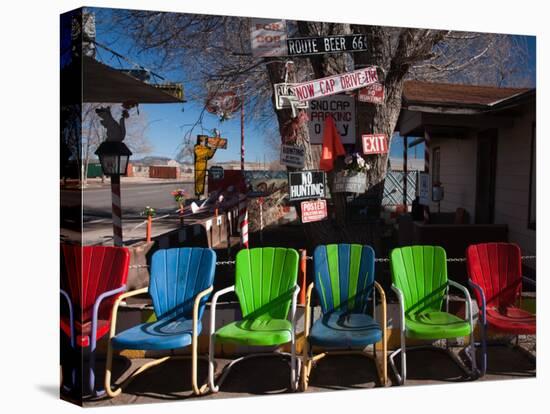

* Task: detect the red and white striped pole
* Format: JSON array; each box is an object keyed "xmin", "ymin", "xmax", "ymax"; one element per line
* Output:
[
  {"xmin": 238, "ymin": 200, "xmax": 249, "ymax": 248},
  {"xmin": 111, "ymin": 175, "xmax": 123, "ymax": 246}
]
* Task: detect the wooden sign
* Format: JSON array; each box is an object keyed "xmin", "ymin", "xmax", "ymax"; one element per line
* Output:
[
  {"xmin": 287, "ymin": 34, "xmax": 368, "ymax": 56},
  {"xmin": 362, "ymin": 134, "xmax": 388, "ymax": 155},
  {"xmin": 250, "ymin": 18, "xmax": 287, "ymax": 57},
  {"xmin": 198, "ymin": 136, "xmax": 228, "ymax": 150},
  {"xmin": 290, "ymin": 67, "xmax": 378, "ymax": 102},
  {"xmin": 307, "ymin": 95, "xmax": 355, "ymax": 144},
  {"xmin": 280, "ymin": 144, "xmax": 305, "ymax": 168},
  {"xmin": 301, "ymin": 199, "xmax": 328, "ymax": 223},
  {"xmin": 288, "ymin": 170, "xmax": 326, "ymax": 201},
  {"xmin": 358, "ymin": 82, "xmax": 384, "ymax": 104}
]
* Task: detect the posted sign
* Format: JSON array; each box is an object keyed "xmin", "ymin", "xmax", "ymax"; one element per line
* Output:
[
  {"xmin": 250, "ymin": 19, "xmax": 287, "ymax": 57},
  {"xmin": 418, "ymin": 173, "xmax": 431, "ymax": 206},
  {"xmin": 287, "ymin": 35, "xmax": 368, "ymax": 56},
  {"xmin": 301, "ymin": 199, "xmax": 328, "ymax": 223},
  {"xmin": 290, "ymin": 67, "xmax": 378, "ymax": 102},
  {"xmin": 307, "ymin": 95, "xmax": 355, "ymax": 144},
  {"xmin": 288, "ymin": 171, "xmax": 326, "ymax": 201},
  {"xmin": 362, "ymin": 134, "xmax": 388, "ymax": 155},
  {"xmin": 280, "ymin": 144, "xmax": 305, "ymax": 169},
  {"xmin": 358, "ymin": 82, "xmax": 385, "ymax": 104}
]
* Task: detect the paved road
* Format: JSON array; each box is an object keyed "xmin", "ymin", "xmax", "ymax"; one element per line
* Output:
[{"xmin": 61, "ymin": 181, "xmax": 195, "ymax": 245}]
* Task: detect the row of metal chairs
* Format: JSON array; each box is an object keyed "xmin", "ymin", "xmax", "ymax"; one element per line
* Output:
[{"xmin": 60, "ymin": 242, "xmax": 536, "ymax": 397}]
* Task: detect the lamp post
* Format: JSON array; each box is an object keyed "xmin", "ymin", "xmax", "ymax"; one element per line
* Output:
[{"xmin": 95, "ymin": 141, "xmax": 132, "ymax": 246}]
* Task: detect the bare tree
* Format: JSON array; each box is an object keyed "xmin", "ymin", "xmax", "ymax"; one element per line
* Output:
[
  {"xmin": 81, "ymin": 103, "xmax": 152, "ymax": 185},
  {"xmin": 102, "ymin": 9, "xmax": 533, "ymax": 240}
]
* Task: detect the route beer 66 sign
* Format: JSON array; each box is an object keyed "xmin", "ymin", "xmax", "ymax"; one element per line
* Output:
[
  {"xmin": 290, "ymin": 67, "xmax": 378, "ymax": 102},
  {"xmin": 362, "ymin": 134, "xmax": 388, "ymax": 155},
  {"xmin": 301, "ymin": 199, "xmax": 328, "ymax": 223},
  {"xmin": 287, "ymin": 34, "xmax": 368, "ymax": 56}
]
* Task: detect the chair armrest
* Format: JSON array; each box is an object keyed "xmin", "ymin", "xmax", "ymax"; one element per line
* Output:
[
  {"xmin": 373, "ymin": 282, "xmax": 387, "ymax": 328},
  {"xmin": 447, "ymin": 280, "xmax": 474, "ymax": 322},
  {"xmin": 91, "ymin": 285, "xmax": 128, "ymax": 349},
  {"xmin": 209, "ymin": 285, "xmax": 235, "ymax": 336},
  {"xmin": 60, "ymin": 289, "xmax": 75, "ymax": 348},
  {"xmin": 290, "ymin": 284, "xmax": 301, "ymax": 331},
  {"xmin": 108, "ymin": 287, "xmax": 149, "ymax": 341},
  {"xmin": 391, "ymin": 284, "xmax": 406, "ymax": 333},
  {"xmin": 304, "ymin": 283, "xmax": 315, "ymax": 338},
  {"xmin": 193, "ymin": 286, "xmax": 214, "ymax": 336},
  {"xmin": 468, "ymin": 280, "xmax": 486, "ymax": 325}
]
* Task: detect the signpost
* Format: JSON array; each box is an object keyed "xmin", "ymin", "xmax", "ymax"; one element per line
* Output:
[
  {"xmin": 250, "ymin": 18, "xmax": 287, "ymax": 57},
  {"xmin": 280, "ymin": 144, "xmax": 305, "ymax": 168},
  {"xmin": 288, "ymin": 171, "xmax": 326, "ymax": 201},
  {"xmin": 274, "ymin": 83, "xmax": 309, "ymax": 110},
  {"xmin": 287, "ymin": 34, "xmax": 368, "ymax": 56},
  {"xmin": 300, "ymin": 199, "xmax": 328, "ymax": 223},
  {"xmin": 307, "ymin": 95, "xmax": 355, "ymax": 144},
  {"xmin": 290, "ymin": 67, "xmax": 378, "ymax": 102},
  {"xmin": 362, "ymin": 134, "xmax": 388, "ymax": 155},
  {"xmin": 358, "ymin": 82, "xmax": 385, "ymax": 104}
]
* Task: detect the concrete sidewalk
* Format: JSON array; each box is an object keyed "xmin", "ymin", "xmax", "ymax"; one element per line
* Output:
[{"xmin": 73, "ymin": 343, "xmax": 535, "ymax": 408}]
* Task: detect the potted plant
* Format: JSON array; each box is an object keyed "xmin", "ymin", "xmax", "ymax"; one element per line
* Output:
[
  {"xmin": 171, "ymin": 189, "xmax": 188, "ymax": 227},
  {"xmin": 333, "ymin": 153, "xmax": 371, "ymax": 193}
]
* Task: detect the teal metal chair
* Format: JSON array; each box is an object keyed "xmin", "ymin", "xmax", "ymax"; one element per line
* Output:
[
  {"xmin": 301, "ymin": 244, "xmax": 387, "ymax": 390},
  {"xmin": 389, "ymin": 245, "xmax": 477, "ymax": 385},
  {"xmin": 208, "ymin": 247, "xmax": 300, "ymax": 392},
  {"xmin": 104, "ymin": 247, "xmax": 216, "ymax": 397}
]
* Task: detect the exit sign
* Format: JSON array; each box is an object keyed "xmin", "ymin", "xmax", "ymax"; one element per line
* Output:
[{"xmin": 362, "ymin": 134, "xmax": 388, "ymax": 155}]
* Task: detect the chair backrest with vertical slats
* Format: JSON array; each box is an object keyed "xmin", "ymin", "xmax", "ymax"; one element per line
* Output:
[
  {"xmin": 61, "ymin": 244, "xmax": 130, "ymax": 323},
  {"xmin": 313, "ymin": 244, "xmax": 375, "ymax": 314},
  {"xmin": 466, "ymin": 242, "xmax": 522, "ymax": 308},
  {"xmin": 390, "ymin": 245, "xmax": 448, "ymax": 314},
  {"xmin": 235, "ymin": 247, "xmax": 299, "ymax": 320},
  {"xmin": 149, "ymin": 247, "xmax": 216, "ymax": 320}
]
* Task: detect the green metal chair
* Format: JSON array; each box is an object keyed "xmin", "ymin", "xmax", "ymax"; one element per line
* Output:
[
  {"xmin": 389, "ymin": 245, "xmax": 477, "ymax": 385},
  {"xmin": 208, "ymin": 247, "xmax": 300, "ymax": 392}
]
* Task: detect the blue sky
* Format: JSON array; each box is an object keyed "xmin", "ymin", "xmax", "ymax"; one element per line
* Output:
[{"xmin": 90, "ymin": 8, "xmax": 536, "ymax": 163}]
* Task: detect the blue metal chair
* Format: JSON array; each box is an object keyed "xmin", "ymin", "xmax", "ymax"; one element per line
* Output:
[
  {"xmin": 301, "ymin": 244, "xmax": 387, "ymax": 390},
  {"xmin": 104, "ymin": 247, "xmax": 216, "ymax": 397}
]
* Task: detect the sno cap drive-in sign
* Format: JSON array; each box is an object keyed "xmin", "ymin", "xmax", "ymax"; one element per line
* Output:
[
  {"xmin": 308, "ymin": 95, "xmax": 355, "ymax": 144},
  {"xmin": 287, "ymin": 34, "xmax": 368, "ymax": 56},
  {"xmin": 290, "ymin": 67, "xmax": 378, "ymax": 102},
  {"xmin": 362, "ymin": 134, "xmax": 388, "ymax": 155},
  {"xmin": 288, "ymin": 171, "xmax": 326, "ymax": 201},
  {"xmin": 250, "ymin": 18, "xmax": 287, "ymax": 57},
  {"xmin": 280, "ymin": 144, "xmax": 305, "ymax": 168},
  {"xmin": 301, "ymin": 199, "xmax": 328, "ymax": 223}
]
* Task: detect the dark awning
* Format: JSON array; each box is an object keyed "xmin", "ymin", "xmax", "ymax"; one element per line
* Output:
[{"xmin": 82, "ymin": 56, "xmax": 184, "ymax": 104}]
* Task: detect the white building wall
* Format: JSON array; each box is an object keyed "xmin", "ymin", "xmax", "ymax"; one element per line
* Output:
[{"xmin": 428, "ymin": 108, "xmax": 535, "ymax": 256}]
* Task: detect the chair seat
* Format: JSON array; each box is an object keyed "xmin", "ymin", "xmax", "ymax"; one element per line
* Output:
[
  {"xmin": 215, "ymin": 318, "xmax": 292, "ymax": 346},
  {"xmin": 309, "ymin": 311, "xmax": 382, "ymax": 348},
  {"xmin": 112, "ymin": 317, "xmax": 199, "ymax": 350},
  {"xmin": 486, "ymin": 306, "xmax": 536, "ymax": 335},
  {"xmin": 405, "ymin": 311, "xmax": 472, "ymax": 340},
  {"xmin": 60, "ymin": 317, "xmax": 110, "ymax": 348}
]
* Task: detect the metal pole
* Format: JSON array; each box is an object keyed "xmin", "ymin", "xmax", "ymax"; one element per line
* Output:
[
  {"xmin": 403, "ymin": 136, "xmax": 408, "ymax": 207},
  {"xmin": 241, "ymin": 95, "xmax": 245, "ymax": 171},
  {"xmin": 423, "ymin": 130, "xmax": 431, "ymax": 222},
  {"xmin": 111, "ymin": 174, "xmax": 123, "ymax": 246}
]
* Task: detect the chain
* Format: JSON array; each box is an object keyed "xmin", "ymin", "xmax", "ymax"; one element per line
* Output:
[
  {"xmin": 522, "ymin": 255, "xmax": 536, "ymax": 260},
  {"xmin": 216, "ymin": 260, "xmax": 236, "ymax": 265},
  {"xmin": 129, "ymin": 264, "xmax": 149, "ymax": 269},
  {"xmin": 447, "ymin": 257, "xmax": 467, "ymax": 263}
]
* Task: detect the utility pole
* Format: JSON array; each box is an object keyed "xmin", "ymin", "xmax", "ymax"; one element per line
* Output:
[{"xmin": 241, "ymin": 94, "xmax": 245, "ymax": 171}]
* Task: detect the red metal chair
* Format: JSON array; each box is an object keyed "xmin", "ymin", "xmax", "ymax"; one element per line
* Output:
[
  {"xmin": 60, "ymin": 244, "xmax": 130, "ymax": 396},
  {"xmin": 466, "ymin": 242, "xmax": 536, "ymax": 375}
]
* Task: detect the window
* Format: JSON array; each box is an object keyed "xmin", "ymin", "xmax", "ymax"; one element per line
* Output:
[
  {"xmin": 528, "ymin": 122, "xmax": 536, "ymax": 230},
  {"xmin": 432, "ymin": 147, "xmax": 441, "ymax": 184}
]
